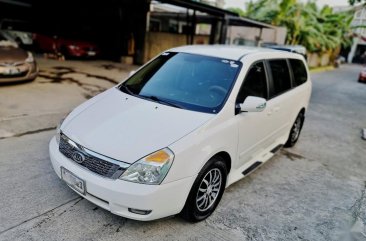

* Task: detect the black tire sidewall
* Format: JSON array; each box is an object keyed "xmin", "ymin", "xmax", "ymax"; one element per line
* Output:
[
  {"xmin": 181, "ymin": 156, "xmax": 227, "ymax": 222},
  {"xmin": 285, "ymin": 112, "xmax": 304, "ymax": 147}
]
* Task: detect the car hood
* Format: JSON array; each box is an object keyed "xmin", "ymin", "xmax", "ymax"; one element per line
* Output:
[
  {"xmin": 0, "ymin": 46, "xmax": 27, "ymax": 62},
  {"xmin": 62, "ymin": 88, "xmax": 214, "ymax": 164}
]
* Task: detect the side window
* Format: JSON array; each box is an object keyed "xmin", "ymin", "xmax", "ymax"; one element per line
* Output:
[
  {"xmin": 268, "ymin": 59, "xmax": 291, "ymax": 97},
  {"xmin": 289, "ymin": 59, "xmax": 307, "ymax": 87},
  {"xmin": 236, "ymin": 61, "xmax": 268, "ymax": 104}
]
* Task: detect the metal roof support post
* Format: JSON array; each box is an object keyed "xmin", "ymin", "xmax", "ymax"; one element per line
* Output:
[
  {"xmin": 257, "ymin": 28, "xmax": 263, "ymax": 46},
  {"xmin": 209, "ymin": 19, "xmax": 218, "ymax": 44},
  {"xmin": 190, "ymin": 10, "xmax": 196, "ymax": 45},
  {"xmin": 133, "ymin": 0, "xmax": 150, "ymax": 65},
  {"xmin": 186, "ymin": 8, "xmax": 190, "ymax": 45},
  {"xmin": 219, "ymin": 15, "xmax": 229, "ymax": 44}
]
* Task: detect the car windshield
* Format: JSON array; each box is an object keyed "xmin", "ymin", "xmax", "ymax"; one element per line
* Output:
[
  {"xmin": 0, "ymin": 32, "xmax": 17, "ymax": 48},
  {"xmin": 119, "ymin": 52, "xmax": 242, "ymax": 113}
]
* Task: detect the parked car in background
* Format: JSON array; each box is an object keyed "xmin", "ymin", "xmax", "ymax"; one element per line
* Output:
[
  {"xmin": 0, "ymin": 32, "xmax": 38, "ymax": 83},
  {"xmin": 358, "ymin": 67, "xmax": 366, "ymax": 83},
  {"xmin": 34, "ymin": 34, "xmax": 100, "ymax": 58},
  {"xmin": 0, "ymin": 19, "xmax": 33, "ymax": 47},
  {"xmin": 49, "ymin": 46, "xmax": 311, "ymax": 222}
]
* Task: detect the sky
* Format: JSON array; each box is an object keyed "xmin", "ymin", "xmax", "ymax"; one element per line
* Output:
[{"xmin": 224, "ymin": 0, "xmax": 351, "ymax": 9}]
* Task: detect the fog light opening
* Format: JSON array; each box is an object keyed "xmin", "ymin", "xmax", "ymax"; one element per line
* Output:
[{"xmin": 128, "ymin": 208, "xmax": 152, "ymax": 215}]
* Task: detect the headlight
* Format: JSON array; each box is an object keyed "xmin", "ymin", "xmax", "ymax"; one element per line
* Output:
[
  {"xmin": 68, "ymin": 45, "xmax": 79, "ymax": 50},
  {"xmin": 55, "ymin": 113, "xmax": 69, "ymax": 145},
  {"xmin": 120, "ymin": 148, "xmax": 174, "ymax": 185},
  {"xmin": 25, "ymin": 52, "xmax": 34, "ymax": 63}
]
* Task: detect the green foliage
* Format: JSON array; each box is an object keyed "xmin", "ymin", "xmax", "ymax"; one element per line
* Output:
[
  {"xmin": 349, "ymin": 0, "xmax": 365, "ymax": 5},
  {"xmin": 227, "ymin": 7, "xmax": 246, "ymax": 17},
  {"xmin": 245, "ymin": 0, "xmax": 354, "ymax": 53}
]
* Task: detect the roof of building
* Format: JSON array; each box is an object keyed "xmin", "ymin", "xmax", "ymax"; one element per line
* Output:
[
  {"xmin": 157, "ymin": 0, "xmax": 239, "ymax": 17},
  {"xmin": 155, "ymin": 0, "xmax": 277, "ymax": 29}
]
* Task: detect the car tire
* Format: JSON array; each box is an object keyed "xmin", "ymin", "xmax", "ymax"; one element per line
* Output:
[
  {"xmin": 59, "ymin": 46, "xmax": 69, "ymax": 59},
  {"xmin": 284, "ymin": 112, "xmax": 305, "ymax": 148},
  {"xmin": 180, "ymin": 156, "xmax": 227, "ymax": 222}
]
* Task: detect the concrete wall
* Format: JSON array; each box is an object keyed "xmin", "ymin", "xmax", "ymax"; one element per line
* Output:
[
  {"xmin": 144, "ymin": 32, "xmax": 209, "ymax": 62},
  {"xmin": 227, "ymin": 26, "xmax": 287, "ymax": 46},
  {"xmin": 307, "ymin": 52, "xmax": 332, "ymax": 68},
  {"xmin": 228, "ymin": 26, "xmax": 260, "ymax": 42}
]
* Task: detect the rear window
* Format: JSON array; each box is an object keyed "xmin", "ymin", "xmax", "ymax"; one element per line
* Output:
[
  {"xmin": 289, "ymin": 59, "xmax": 307, "ymax": 87},
  {"xmin": 268, "ymin": 59, "xmax": 291, "ymax": 97}
]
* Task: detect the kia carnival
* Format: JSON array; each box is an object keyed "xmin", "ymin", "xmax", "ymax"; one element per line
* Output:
[{"xmin": 49, "ymin": 46, "xmax": 311, "ymax": 222}]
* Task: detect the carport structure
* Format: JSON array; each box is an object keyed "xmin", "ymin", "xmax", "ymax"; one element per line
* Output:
[
  {"xmin": 145, "ymin": 0, "xmax": 281, "ymax": 62},
  {"xmin": 156, "ymin": 0, "xmax": 276, "ymax": 45},
  {"xmin": 1, "ymin": 0, "xmax": 279, "ymax": 64}
]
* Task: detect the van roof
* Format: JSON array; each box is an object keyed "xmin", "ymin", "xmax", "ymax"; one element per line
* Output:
[{"xmin": 169, "ymin": 45, "xmax": 302, "ymax": 61}]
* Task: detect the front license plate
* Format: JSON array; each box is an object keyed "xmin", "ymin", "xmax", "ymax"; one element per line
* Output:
[
  {"xmin": 0, "ymin": 67, "xmax": 20, "ymax": 75},
  {"xmin": 87, "ymin": 51, "xmax": 96, "ymax": 56},
  {"xmin": 61, "ymin": 167, "xmax": 86, "ymax": 195}
]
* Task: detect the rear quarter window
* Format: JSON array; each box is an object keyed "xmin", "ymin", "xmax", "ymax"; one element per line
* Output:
[{"xmin": 289, "ymin": 59, "xmax": 308, "ymax": 87}]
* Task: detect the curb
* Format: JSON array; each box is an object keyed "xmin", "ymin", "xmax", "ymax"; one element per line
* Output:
[{"xmin": 309, "ymin": 66, "xmax": 335, "ymax": 73}]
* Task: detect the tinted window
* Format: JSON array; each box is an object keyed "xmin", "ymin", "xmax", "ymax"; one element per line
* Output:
[
  {"xmin": 237, "ymin": 61, "xmax": 267, "ymax": 103},
  {"xmin": 289, "ymin": 59, "xmax": 307, "ymax": 86},
  {"xmin": 268, "ymin": 60, "xmax": 291, "ymax": 97},
  {"xmin": 120, "ymin": 52, "xmax": 242, "ymax": 113}
]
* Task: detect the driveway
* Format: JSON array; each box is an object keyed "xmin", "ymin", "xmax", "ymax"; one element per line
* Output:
[{"xmin": 0, "ymin": 61, "xmax": 365, "ymax": 241}]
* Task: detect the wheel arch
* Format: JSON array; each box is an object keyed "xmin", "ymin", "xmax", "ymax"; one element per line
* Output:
[
  {"xmin": 211, "ymin": 151, "xmax": 232, "ymax": 174},
  {"xmin": 299, "ymin": 107, "xmax": 306, "ymax": 115}
]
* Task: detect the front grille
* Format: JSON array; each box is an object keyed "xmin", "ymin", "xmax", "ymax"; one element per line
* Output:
[
  {"xmin": 0, "ymin": 62, "xmax": 24, "ymax": 67},
  {"xmin": 0, "ymin": 71, "xmax": 28, "ymax": 78},
  {"xmin": 59, "ymin": 134, "xmax": 128, "ymax": 179}
]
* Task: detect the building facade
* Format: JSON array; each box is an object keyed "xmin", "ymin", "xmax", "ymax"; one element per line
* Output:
[{"xmin": 347, "ymin": 6, "xmax": 366, "ymax": 63}]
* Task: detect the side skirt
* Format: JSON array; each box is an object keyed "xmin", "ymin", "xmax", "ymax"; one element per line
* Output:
[
  {"xmin": 242, "ymin": 161, "xmax": 262, "ymax": 176},
  {"xmin": 226, "ymin": 140, "xmax": 285, "ymax": 187}
]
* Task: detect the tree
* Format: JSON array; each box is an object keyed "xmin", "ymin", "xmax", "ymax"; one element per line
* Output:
[
  {"xmin": 349, "ymin": 0, "xmax": 366, "ymax": 5},
  {"xmin": 244, "ymin": 0, "xmax": 353, "ymax": 53},
  {"xmin": 227, "ymin": 7, "xmax": 246, "ymax": 17}
]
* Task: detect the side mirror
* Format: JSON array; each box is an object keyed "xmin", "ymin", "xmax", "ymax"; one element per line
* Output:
[
  {"xmin": 239, "ymin": 96, "xmax": 267, "ymax": 113},
  {"xmin": 129, "ymin": 70, "xmax": 136, "ymax": 77}
]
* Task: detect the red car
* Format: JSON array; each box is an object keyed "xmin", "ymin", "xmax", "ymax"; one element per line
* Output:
[
  {"xmin": 34, "ymin": 34, "xmax": 100, "ymax": 58},
  {"xmin": 358, "ymin": 67, "xmax": 366, "ymax": 83}
]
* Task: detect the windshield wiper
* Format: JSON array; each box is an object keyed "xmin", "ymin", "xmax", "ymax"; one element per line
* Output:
[
  {"xmin": 140, "ymin": 95, "xmax": 183, "ymax": 109},
  {"xmin": 119, "ymin": 84, "xmax": 134, "ymax": 95}
]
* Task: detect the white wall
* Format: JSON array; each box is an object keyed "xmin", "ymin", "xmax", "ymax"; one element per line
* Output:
[{"xmin": 226, "ymin": 26, "xmax": 287, "ymax": 46}]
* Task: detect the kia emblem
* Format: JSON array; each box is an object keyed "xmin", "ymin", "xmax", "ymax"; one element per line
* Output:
[{"xmin": 72, "ymin": 151, "xmax": 85, "ymax": 164}]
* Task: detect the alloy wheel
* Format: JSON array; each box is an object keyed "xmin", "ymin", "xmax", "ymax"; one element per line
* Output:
[{"xmin": 195, "ymin": 168, "xmax": 222, "ymax": 212}]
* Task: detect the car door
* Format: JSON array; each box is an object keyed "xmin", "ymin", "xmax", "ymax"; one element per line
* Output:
[
  {"xmin": 235, "ymin": 61, "xmax": 275, "ymax": 168},
  {"xmin": 265, "ymin": 59, "xmax": 295, "ymax": 143}
]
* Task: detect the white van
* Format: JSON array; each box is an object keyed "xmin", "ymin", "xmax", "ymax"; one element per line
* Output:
[{"xmin": 49, "ymin": 45, "xmax": 311, "ymax": 222}]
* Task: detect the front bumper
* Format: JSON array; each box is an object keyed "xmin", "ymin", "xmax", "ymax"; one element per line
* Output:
[
  {"xmin": 66, "ymin": 48, "xmax": 100, "ymax": 58},
  {"xmin": 49, "ymin": 137, "xmax": 195, "ymax": 221},
  {"xmin": 359, "ymin": 74, "xmax": 366, "ymax": 83},
  {"xmin": 0, "ymin": 62, "xmax": 38, "ymax": 83}
]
